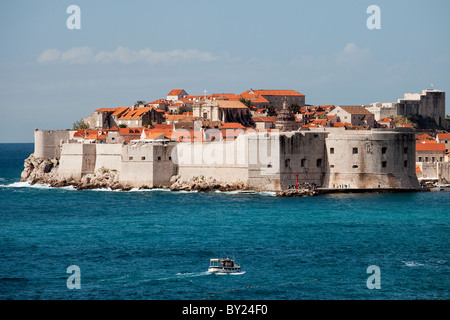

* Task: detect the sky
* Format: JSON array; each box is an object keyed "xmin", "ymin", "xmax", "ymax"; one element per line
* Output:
[{"xmin": 1, "ymin": 0, "xmax": 449, "ymax": 142}]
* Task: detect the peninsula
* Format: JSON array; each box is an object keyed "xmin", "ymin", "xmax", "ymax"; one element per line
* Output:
[{"xmin": 20, "ymin": 88, "xmax": 450, "ymax": 193}]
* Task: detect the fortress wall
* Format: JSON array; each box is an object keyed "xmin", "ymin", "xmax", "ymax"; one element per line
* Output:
[
  {"xmin": 323, "ymin": 128, "xmax": 419, "ymax": 189},
  {"xmin": 58, "ymin": 143, "xmax": 96, "ymax": 180},
  {"xmin": 174, "ymin": 135, "xmax": 250, "ymax": 184},
  {"xmin": 278, "ymin": 131, "xmax": 328, "ymax": 189},
  {"xmin": 34, "ymin": 130, "xmax": 72, "ymax": 159},
  {"xmin": 94, "ymin": 144, "xmax": 123, "ymax": 172},
  {"xmin": 438, "ymin": 162, "xmax": 450, "ymax": 184},
  {"xmin": 419, "ymin": 162, "xmax": 450, "ymax": 184},
  {"xmin": 119, "ymin": 144, "xmax": 176, "ymax": 187}
]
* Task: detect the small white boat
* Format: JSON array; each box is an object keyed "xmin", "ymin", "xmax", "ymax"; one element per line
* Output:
[{"xmin": 208, "ymin": 258, "xmax": 243, "ymax": 274}]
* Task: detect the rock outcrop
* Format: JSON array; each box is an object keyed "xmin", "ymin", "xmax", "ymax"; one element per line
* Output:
[
  {"xmin": 275, "ymin": 189, "xmax": 317, "ymax": 197},
  {"xmin": 169, "ymin": 175, "xmax": 248, "ymax": 192},
  {"xmin": 20, "ymin": 154, "xmax": 133, "ymax": 191}
]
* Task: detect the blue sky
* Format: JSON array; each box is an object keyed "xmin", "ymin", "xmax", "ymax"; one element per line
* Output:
[{"xmin": 1, "ymin": 0, "xmax": 449, "ymax": 142}]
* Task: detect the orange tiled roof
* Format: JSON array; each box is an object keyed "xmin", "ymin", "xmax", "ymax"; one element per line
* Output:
[
  {"xmin": 168, "ymin": 89, "xmax": 185, "ymax": 96},
  {"xmin": 436, "ymin": 133, "xmax": 450, "ymax": 140},
  {"xmin": 416, "ymin": 143, "xmax": 446, "ymax": 151},
  {"xmin": 252, "ymin": 116, "xmax": 277, "ymax": 122},
  {"xmin": 119, "ymin": 107, "xmax": 152, "ymax": 120},
  {"xmin": 118, "ymin": 127, "xmax": 144, "ymax": 135},
  {"xmin": 95, "ymin": 108, "xmax": 116, "ymax": 112},
  {"xmin": 111, "ymin": 107, "xmax": 130, "ymax": 117},
  {"xmin": 417, "ymin": 133, "xmax": 433, "ymax": 140},
  {"xmin": 243, "ymin": 89, "xmax": 304, "ymax": 97},
  {"xmin": 165, "ymin": 114, "xmax": 187, "ymax": 121},
  {"xmin": 221, "ymin": 122, "xmax": 245, "ymax": 129}
]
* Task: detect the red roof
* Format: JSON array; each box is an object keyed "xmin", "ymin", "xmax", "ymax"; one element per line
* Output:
[
  {"xmin": 437, "ymin": 133, "xmax": 450, "ymax": 140},
  {"xmin": 252, "ymin": 116, "xmax": 277, "ymax": 122},
  {"xmin": 417, "ymin": 133, "xmax": 433, "ymax": 140},
  {"xmin": 416, "ymin": 143, "xmax": 446, "ymax": 151},
  {"xmin": 243, "ymin": 89, "xmax": 304, "ymax": 97},
  {"xmin": 221, "ymin": 122, "xmax": 245, "ymax": 129},
  {"xmin": 168, "ymin": 89, "xmax": 185, "ymax": 96},
  {"xmin": 118, "ymin": 127, "xmax": 144, "ymax": 135}
]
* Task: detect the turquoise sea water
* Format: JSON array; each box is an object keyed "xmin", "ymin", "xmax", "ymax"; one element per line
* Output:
[{"xmin": 0, "ymin": 143, "xmax": 448, "ymax": 300}]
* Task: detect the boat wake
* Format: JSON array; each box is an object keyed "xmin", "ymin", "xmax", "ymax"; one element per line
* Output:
[{"xmin": 401, "ymin": 261, "xmax": 424, "ymax": 267}]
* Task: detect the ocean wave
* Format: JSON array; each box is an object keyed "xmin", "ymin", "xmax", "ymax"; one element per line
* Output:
[
  {"xmin": 0, "ymin": 181, "xmax": 76, "ymax": 190},
  {"xmin": 0, "ymin": 181, "xmax": 52, "ymax": 189}
]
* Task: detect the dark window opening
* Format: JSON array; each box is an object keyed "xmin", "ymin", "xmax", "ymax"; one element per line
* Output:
[{"xmin": 316, "ymin": 159, "xmax": 322, "ymax": 167}]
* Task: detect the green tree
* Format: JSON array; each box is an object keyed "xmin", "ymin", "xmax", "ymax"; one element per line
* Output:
[
  {"xmin": 119, "ymin": 124, "xmax": 128, "ymax": 128},
  {"xmin": 239, "ymin": 97, "xmax": 252, "ymax": 108},
  {"xmin": 135, "ymin": 100, "xmax": 146, "ymax": 106},
  {"xmin": 177, "ymin": 106, "xmax": 188, "ymax": 115},
  {"xmin": 72, "ymin": 119, "xmax": 90, "ymax": 130},
  {"xmin": 289, "ymin": 103, "xmax": 301, "ymax": 114},
  {"xmin": 267, "ymin": 106, "xmax": 277, "ymax": 117}
]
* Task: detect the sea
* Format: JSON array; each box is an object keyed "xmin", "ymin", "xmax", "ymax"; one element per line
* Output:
[{"xmin": 0, "ymin": 143, "xmax": 448, "ymax": 300}]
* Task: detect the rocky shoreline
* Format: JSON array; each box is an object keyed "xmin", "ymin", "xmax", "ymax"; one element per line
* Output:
[
  {"xmin": 20, "ymin": 154, "xmax": 317, "ymax": 196},
  {"xmin": 20, "ymin": 154, "xmax": 251, "ymax": 193}
]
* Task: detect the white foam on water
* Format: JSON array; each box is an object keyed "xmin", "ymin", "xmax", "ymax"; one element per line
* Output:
[
  {"xmin": 0, "ymin": 181, "xmax": 52, "ymax": 189},
  {"xmin": 401, "ymin": 261, "xmax": 424, "ymax": 267},
  {"xmin": 129, "ymin": 188, "xmax": 171, "ymax": 192}
]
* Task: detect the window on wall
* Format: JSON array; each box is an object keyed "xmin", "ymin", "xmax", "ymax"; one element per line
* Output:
[
  {"xmin": 418, "ymin": 157, "xmax": 422, "ymax": 162},
  {"xmin": 404, "ymin": 147, "xmax": 408, "ymax": 154},
  {"xmin": 352, "ymin": 165, "xmax": 358, "ymax": 168},
  {"xmin": 352, "ymin": 148, "xmax": 358, "ymax": 154},
  {"xmin": 404, "ymin": 160, "xmax": 408, "ymax": 167},
  {"xmin": 141, "ymin": 156, "xmax": 145, "ymax": 160},
  {"xmin": 330, "ymin": 148, "xmax": 334, "ymax": 154},
  {"xmin": 316, "ymin": 159, "xmax": 322, "ymax": 167},
  {"xmin": 382, "ymin": 147, "xmax": 387, "ymax": 154},
  {"xmin": 285, "ymin": 159, "xmax": 291, "ymax": 168},
  {"xmin": 382, "ymin": 161, "xmax": 387, "ymax": 168},
  {"xmin": 301, "ymin": 159, "xmax": 306, "ymax": 167}
]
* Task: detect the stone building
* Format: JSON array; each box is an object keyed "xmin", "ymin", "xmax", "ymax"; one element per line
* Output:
[
  {"xmin": 275, "ymin": 99, "xmax": 300, "ymax": 132},
  {"xmin": 192, "ymin": 98, "xmax": 254, "ymax": 127},
  {"xmin": 328, "ymin": 106, "xmax": 375, "ymax": 128},
  {"xmin": 366, "ymin": 89, "xmax": 447, "ymax": 129},
  {"xmin": 416, "ymin": 142, "xmax": 446, "ymax": 163},
  {"xmin": 239, "ymin": 89, "xmax": 305, "ymax": 110}
]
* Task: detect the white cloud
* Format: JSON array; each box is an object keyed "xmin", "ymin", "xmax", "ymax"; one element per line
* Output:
[
  {"xmin": 60, "ymin": 47, "xmax": 94, "ymax": 64},
  {"xmin": 37, "ymin": 49, "xmax": 61, "ymax": 63},
  {"xmin": 37, "ymin": 46, "xmax": 220, "ymax": 65},
  {"xmin": 291, "ymin": 42, "xmax": 371, "ymax": 70}
]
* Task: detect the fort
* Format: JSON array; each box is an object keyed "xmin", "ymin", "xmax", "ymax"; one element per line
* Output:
[
  {"xmin": 22, "ymin": 87, "xmax": 450, "ymax": 193},
  {"xmin": 22, "ymin": 126, "xmax": 421, "ymax": 192}
]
